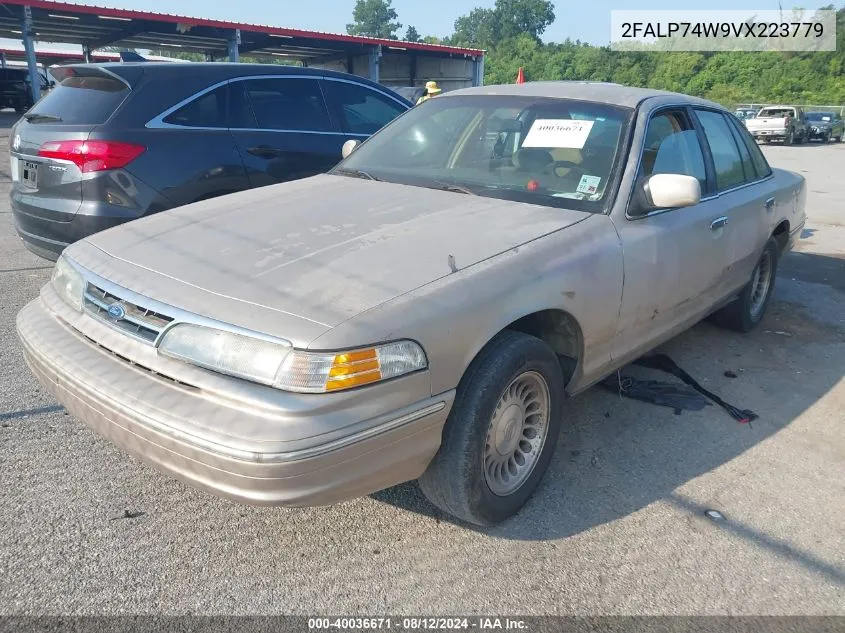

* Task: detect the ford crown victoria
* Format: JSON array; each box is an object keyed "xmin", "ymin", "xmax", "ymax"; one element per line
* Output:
[{"xmin": 17, "ymin": 82, "xmax": 806, "ymax": 526}]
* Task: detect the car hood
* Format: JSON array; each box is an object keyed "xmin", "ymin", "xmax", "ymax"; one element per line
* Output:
[{"xmin": 85, "ymin": 174, "xmax": 591, "ymax": 334}]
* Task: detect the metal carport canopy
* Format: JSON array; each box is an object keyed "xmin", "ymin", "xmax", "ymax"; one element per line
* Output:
[{"xmin": 0, "ymin": 0, "xmax": 484, "ymax": 103}]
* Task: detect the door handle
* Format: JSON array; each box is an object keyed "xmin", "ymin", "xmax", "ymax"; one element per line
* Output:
[
  {"xmin": 764, "ymin": 197, "xmax": 776, "ymax": 211},
  {"xmin": 710, "ymin": 216, "xmax": 728, "ymax": 231},
  {"xmin": 246, "ymin": 145, "xmax": 282, "ymax": 159}
]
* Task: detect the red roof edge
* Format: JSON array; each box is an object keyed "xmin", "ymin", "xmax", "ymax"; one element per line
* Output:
[{"xmin": 4, "ymin": 0, "xmax": 485, "ymax": 57}]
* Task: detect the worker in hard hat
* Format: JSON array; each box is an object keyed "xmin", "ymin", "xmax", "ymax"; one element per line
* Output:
[{"xmin": 416, "ymin": 81, "xmax": 442, "ymax": 105}]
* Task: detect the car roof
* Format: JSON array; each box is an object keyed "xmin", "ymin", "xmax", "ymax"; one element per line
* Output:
[
  {"xmin": 61, "ymin": 62, "xmax": 396, "ymax": 94},
  {"xmin": 446, "ymin": 81, "xmax": 722, "ymax": 109}
]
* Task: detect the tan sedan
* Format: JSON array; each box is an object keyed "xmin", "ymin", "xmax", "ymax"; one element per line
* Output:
[{"xmin": 18, "ymin": 82, "xmax": 806, "ymax": 526}]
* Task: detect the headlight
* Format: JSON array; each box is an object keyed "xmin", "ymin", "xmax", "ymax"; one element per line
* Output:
[
  {"xmin": 51, "ymin": 254, "xmax": 84, "ymax": 311},
  {"xmin": 157, "ymin": 323, "xmax": 427, "ymax": 393}
]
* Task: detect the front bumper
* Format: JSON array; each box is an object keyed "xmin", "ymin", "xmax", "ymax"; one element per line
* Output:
[{"xmin": 17, "ymin": 294, "xmax": 453, "ymax": 507}]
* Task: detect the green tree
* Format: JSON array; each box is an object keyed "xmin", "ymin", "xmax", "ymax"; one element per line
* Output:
[
  {"xmin": 495, "ymin": 0, "xmax": 555, "ymax": 40},
  {"xmin": 452, "ymin": 8, "xmax": 500, "ymax": 48},
  {"xmin": 452, "ymin": 0, "xmax": 555, "ymax": 48},
  {"xmin": 405, "ymin": 25, "xmax": 421, "ymax": 42},
  {"xmin": 346, "ymin": 0, "xmax": 402, "ymax": 39}
]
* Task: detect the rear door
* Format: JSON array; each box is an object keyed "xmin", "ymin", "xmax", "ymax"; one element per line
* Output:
[
  {"xmin": 321, "ymin": 78, "xmax": 410, "ymax": 143},
  {"xmin": 9, "ymin": 66, "xmax": 131, "ymax": 222},
  {"xmin": 228, "ymin": 76, "xmax": 341, "ymax": 188},
  {"xmin": 691, "ymin": 108, "xmax": 776, "ymax": 297},
  {"xmin": 131, "ymin": 81, "xmax": 250, "ymax": 208}
]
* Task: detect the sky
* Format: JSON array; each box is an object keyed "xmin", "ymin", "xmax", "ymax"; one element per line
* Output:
[{"xmin": 11, "ymin": 0, "xmax": 842, "ymax": 47}]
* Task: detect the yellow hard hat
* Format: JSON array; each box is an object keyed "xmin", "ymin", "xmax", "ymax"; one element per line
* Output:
[{"xmin": 425, "ymin": 80, "xmax": 442, "ymax": 94}]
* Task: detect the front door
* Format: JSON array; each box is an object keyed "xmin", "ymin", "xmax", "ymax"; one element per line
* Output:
[{"xmin": 611, "ymin": 108, "xmax": 728, "ymax": 365}]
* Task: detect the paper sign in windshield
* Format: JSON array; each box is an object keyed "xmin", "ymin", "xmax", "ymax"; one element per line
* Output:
[
  {"xmin": 576, "ymin": 174, "xmax": 602, "ymax": 195},
  {"xmin": 523, "ymin": 119, "xmax": 594, "ymax": 149}
]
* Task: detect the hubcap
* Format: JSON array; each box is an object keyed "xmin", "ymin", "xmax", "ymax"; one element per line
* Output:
[
  {"xmin": 484, "ymin": 371, "xmax": 551, "ymax": 496},
  {"xmin": 749, "ymin": 251, "xmax": 773, "ymax": 320}
]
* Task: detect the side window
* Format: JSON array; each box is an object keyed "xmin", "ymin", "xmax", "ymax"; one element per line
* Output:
[
  {"xmin": 322, "ymin": 80, "xmax": 407, "ymax": 135},
  {"xmin": 639, "ymin": 110, "xmax": 707, "ymax": 191},
  {"xmin": 730, "ymin": 115, "xmax": 772, "ymax": 179},
  {"xmin": 241, "ymin": 78, "xmax": 331, "ymax": 132},
  {"xmin": 163, "ymin": 84, "xmax": 228, "ymax": 128},
  {"xmin": 694, "ymin": 109, "xmax": 746, "ymax": 190},
  {"xmin": 725, "ymin": 116, "xmax": 758, "ymax": 181}
]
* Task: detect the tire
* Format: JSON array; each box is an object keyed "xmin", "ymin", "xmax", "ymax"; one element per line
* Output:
[
  {"xmin": 418, "ymin": 330, "xmax": 564, "ymax": 526},
  {"xmin": 710, "ymin": 237, "xmax": 779, "ymax": 333},
  {"xmin": 783, "ymin": 130, "xmax": 793, "ymax": 145},
  {"xmin": 836, "ymin": 135, "xmax": 842, "ymax": 143}
]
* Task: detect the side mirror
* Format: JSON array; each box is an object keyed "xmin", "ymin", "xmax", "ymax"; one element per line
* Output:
[
  {"xmin": 341, "ymin": 139, "xmax": 360, "ymax": 159},
  {"xmin": 633, "ymin": 173, "xmax": 701, "ymax": 215}
]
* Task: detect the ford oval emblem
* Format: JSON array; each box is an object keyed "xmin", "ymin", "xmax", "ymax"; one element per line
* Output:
[{"xmin": 107, "ymin": 303, "xmax": 126, "ymax": 320}]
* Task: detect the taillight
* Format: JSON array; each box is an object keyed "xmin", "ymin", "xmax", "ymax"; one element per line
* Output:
[
  {"xmin": 38, "ymin": 140, "xmax": 145, "ymax": 173},
  {"xmin": 784, "ymin": 118, "xmax": 789, "ymax": 128}
]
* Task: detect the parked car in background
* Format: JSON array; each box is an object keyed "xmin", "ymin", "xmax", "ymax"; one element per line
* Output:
[
  {"xmin": 805, "ymin": 111, "xmax": 844, "ymax": 142},
  {"xmin": 18, "ymin": 82, "xmax": 806, "ymax": 526},
  {"xmin": 734, "ymin": 108, "xmax": 758, "ymax": 123},
  {"xmin": 9, "ymin": 63, "xmax": 411, "ymax": 260},
  {"xmin": 745, "ymin": 105, "xmax": 808, "ymax": 144},
  {"xmin": 0, "ymin": 67, "xmax": 52, "ymax": 113}
]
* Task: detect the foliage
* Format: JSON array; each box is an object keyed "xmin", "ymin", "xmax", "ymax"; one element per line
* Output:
[
  {"xmin": 450, "ymin": 0, "xmax": 555, "ymax": 48},
  {"xmin": 346, "ymin": 0, "xmax": 402, "ymax": 39},
  {"xmin": 475, "ymin": 4, "xmax": 845, "ymax": 106},
  {"xmin": 405, "ymin": 25, "xmax": 421, "ymax": 43}
]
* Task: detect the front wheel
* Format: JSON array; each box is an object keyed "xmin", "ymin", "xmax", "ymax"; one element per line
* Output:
[
  {"xmin": 418, "ymin": 331, "xmax": 564, "ymax": 526},
  {"xmin": 710, "ymin": 237, "xmax": 779, "ymax": 333}
]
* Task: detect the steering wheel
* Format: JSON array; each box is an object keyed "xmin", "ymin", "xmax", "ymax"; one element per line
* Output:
[{"xmin": 544, "ymin": 160, "xmax": 587, "ymax": 177}]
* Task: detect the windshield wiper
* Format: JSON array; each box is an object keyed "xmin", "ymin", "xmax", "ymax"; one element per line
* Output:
[
  {"xmin": 334, "ymin": 168, "xmax": 381, "ymax": 182},
  {"xmin": 23, "ymin": 113, "xmax": 62, "ymax": 123},
  {"xmin": 433, "ymin": 182, "xmax": 477, "ymax": 196}
]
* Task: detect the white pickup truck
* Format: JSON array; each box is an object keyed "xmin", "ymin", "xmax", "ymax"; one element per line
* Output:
[{"xmin": 745, "ymin": 106, "xmax": 808, "ymax": 144}]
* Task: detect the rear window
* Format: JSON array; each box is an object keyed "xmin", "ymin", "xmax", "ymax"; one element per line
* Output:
[{"xmin": 27, "ymin": 73, "xmax": 130, "ymax": 125}]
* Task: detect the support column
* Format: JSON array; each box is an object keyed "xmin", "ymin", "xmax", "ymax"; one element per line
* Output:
[
  {"xmin": 22, "ymin": 6, "xmax": 41, "ymax": 104},
  {"xmin": 82, "ymin": 43, "xmax": 93, "ymax": 63},
  {"xmin": 1, "ymin": 52, "xmax": 6, "ymax": 69},
  {"xmin": 472, "ymin": 55, "xmax": 485, "ymax": 87},
  {"xmin": 368, "ymin": 45, "xmax": 381, "ymax": 83},
  {"xmin": 227, "ymin": 29, "xmax": 241, "ymax": 62},
  {"xmin": 409, "ymin": 53, "xmax": 417, "ymax": 87}
]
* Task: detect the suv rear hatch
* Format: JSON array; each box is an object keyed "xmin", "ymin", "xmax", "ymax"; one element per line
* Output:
[{"xmin": 10, "ymin": 65, "xmax": 141, "ymax": 222}]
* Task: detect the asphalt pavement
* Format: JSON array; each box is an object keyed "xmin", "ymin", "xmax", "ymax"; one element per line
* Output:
[{"xmin": 1, "ymin": 112, "xmax": 843, "ymax": 615}]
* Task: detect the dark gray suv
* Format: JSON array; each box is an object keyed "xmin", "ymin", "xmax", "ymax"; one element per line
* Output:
[{"xmin": 10, "ymin": 63, "xmax": 411, "ymax": 260}]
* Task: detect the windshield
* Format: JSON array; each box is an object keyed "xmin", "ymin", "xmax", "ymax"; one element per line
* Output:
[
  {"xmin": 806, "ymin": 112, "xmax": 833, "ymax": 121},
  {"xmin": 334, "ymin": 95, "xmax": 633, "ymax": 213}
]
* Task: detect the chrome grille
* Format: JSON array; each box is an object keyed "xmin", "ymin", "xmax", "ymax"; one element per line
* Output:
[{"xmin": 83, "ymin": 283, "xmax": 174, "ymax": 344}]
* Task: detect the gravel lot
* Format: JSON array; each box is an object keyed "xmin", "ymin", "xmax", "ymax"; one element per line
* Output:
[{"xmin": 1, "ymin": 112, "xmax": 843, "ymax": 615}]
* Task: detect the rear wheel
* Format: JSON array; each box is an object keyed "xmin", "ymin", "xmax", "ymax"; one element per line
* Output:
[
  {"xmin": 710, "ymin": 238, "xmax": 779, "ymax": 333},
  {"xmin": 783, "ymin": 130, "xmax": 794, "ymax": 145},
  {"xmin": 418, "ymin": 331, "xmax": 564, "ymax": 526}
]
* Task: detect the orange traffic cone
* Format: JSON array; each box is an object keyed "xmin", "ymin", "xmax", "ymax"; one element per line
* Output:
[{"xmin": 516, "ymin": 67, "xmax": 525, "ymax": 84}]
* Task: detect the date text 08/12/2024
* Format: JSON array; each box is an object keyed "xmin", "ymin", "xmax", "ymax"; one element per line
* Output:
[{"xmin": 307, "ymin": 618, "xmax": 528, "ymax": 630}]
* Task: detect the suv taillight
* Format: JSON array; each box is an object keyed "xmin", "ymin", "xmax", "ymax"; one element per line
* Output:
[{"xmin": 38, "ymin": 140, "xmax": 145, "ymax": 173}]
